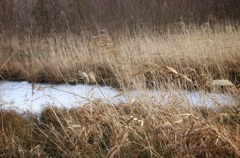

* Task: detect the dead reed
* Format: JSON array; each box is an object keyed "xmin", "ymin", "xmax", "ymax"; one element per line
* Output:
[
  {"xmin": 1, "ymin": 100, "xmax": 240, "ymax": 157},
  {"xmin": 0, "ymin": 23, "xmax": 240, "ymax": 157},
  {"xmin": 0, "ymin": 23, "xmax": 239, "ymax": 91}
]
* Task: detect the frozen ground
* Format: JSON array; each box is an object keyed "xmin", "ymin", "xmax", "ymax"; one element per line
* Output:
[{"xmin": 0, "ymin": 81, "xmax": 236, "ymax": 115}]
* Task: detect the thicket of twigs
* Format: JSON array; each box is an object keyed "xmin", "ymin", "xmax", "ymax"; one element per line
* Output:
[{"xmin": 0, "ymin": 0, "xmax": 239, "ymax": 34}]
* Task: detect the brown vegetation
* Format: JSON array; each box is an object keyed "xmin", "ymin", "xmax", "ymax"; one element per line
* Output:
[
  {"xmin": 0, "ymin": 23, "xmax": 240, "ymax": 157},
  {"xmin": 0, "ymin": 24, "xmax": 240, "ymax": 91},
  {"xmin": 1, "ymin": 100, "xmax": 240, "ymax": 157},
  {"xmin": 0, "ymin": 0, "xmax": 240, "ymax": 34},
  {"xmin": 0, "ymin": 2, "xmax": 240, "ymax": 156}
]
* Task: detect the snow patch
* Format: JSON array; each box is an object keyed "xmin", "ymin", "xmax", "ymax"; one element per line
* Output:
[{"xmin": 0, "ymin": 81, "xmax": 236, "ymax": 115}]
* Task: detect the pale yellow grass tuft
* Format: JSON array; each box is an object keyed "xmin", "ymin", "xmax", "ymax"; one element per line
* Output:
[
  {"xmin": 77, "ymin": 71, "xmax": 89, "ymax": 84},
  {"xmin": 212, "ymin": 79, "xmax": 235, "ymax": 86},
  {"xmin": 77, "ymin": 71, "xmax": 97, "ymax": 84},
  {"xmin": 88, "ymin": 71, "xmax": 97, "ymax": 83}
]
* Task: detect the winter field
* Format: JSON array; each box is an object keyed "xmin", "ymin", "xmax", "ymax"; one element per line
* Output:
[{"xmin": 1, "ymin": 24, "xmax": 240, "ymax": 157}]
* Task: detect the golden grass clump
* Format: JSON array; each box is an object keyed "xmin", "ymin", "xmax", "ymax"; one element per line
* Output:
[{"xmin": 1, "ymin": 100, "xmax": 240, "ymax": 157}]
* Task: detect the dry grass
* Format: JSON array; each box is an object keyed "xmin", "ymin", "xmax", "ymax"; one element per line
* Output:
[
  {"xmin": 0, "ymin": 24, "xmax": 239, "ymax": 91},
  {"xmin": 0, "ymin": 23, "xmax": 240, "ymax": 157},
  {"xmin": 1, "ymin": 100, "xmax": 240, "ymax": 157}
]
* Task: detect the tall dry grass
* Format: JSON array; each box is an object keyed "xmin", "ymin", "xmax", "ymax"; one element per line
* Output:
[
  {"xmin": 0, "ymin": 23, "xmax": 240, "ymax": 157},
  {"xmin": 0, "ymin": 23, "xmax": 239, "ymax": 91},
  {"xmin": 1, "ymin": 100, "xmax": 240, "ymax": 157}
]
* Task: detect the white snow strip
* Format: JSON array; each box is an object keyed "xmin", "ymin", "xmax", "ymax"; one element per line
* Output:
[
  {"xmin": 0, "ymin": 81, "xmax": 237, "ymax": 115},
  {"xmin": 0, "ymin": 81, "xmax": 124, "ymax": 114}
]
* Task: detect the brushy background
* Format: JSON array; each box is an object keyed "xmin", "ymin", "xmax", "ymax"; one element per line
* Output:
[{"xmin": 0, "ymin": 0, "xmax": 240, "ymax": 34}]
